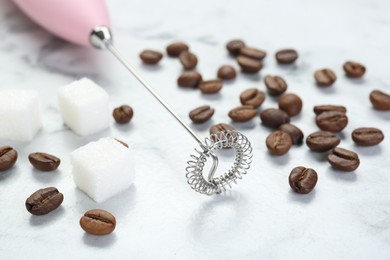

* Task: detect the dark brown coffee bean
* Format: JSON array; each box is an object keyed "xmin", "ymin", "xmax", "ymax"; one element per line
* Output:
[
  {"xmin": 314, "ymin": 68, "xmax": 337, "ymax": 87},
  {"xmin": 179, "ymin": 51, "xmax": 198, "ymax": 70},
  {"xmin": 199, "ymin": 79, "xmax": 223, "ymax": 94},
  {"xmin": 264, "ymin": 75, "xmax": 287, "ymax": 96},
  {"xmin": 237, "ymin": 55, "xmax": 263, "ymax": 73},
  {"xmin": 239, "ymin": 47, "xmax": 266, "ymax": 60},
  {"xmin": 275, "ymin": 49, "xmax": 298, "ymax": 64},
  {"xmin": 278, "ymin": 93, "xmax": 303, "ymax": 117},
  {"xmin": 80, "ymin": 209, "xmax": 116, "ymax": 236},
  {"xmin": 369, "ymin": 90, "xmax": 390, "ymax": 110},
  {"xmin": 217, "ymin": 65, "xmax": 236, "ymax": 80},
  {"xmin": 0, "ymin": 146, "xmax": 17, "ymax": 172},
  {"xmin": 28, "ymin": 152, "xmax": 60, "ymax": 172},
  {"xmin": 278, "ymin": 123, "xmax": 304, "ymax": 145},
  {"xmin": 228, "ymin": 105, "xmax": 257, "ymax": 122},
  {"xmin": 166, "ymin": 42, "xmax": 189, "ymax": 57},
  {"xmin": 113, "ymin": 105, "xmax": 133, "ymax": 124},
  {"xmin": 343, "ymin": 61, "xmax": 366, "ymax": 78},
  {"xmin": 306, "ymin": 131, "xmax": 340, "ymax": 152},
  {"xmin": 313, "ymin": 105, "xmax": 347, "ymax": 115},
  {"xmin": 352, "ymin": 127, "xmax": 384, "ymax": 146},
  {"xmin": 210, "ymin": 123, "xmax": 236, "ymax": 135},
  {"xmin": 266, "ymin": 130, "xmax": 292, "ymax": 155},
  {"xmin": 240, "ymin": 88, "xmax": 265, "ymax": 108},
  {"xmin": 189, "ymin": 105, "xmax": 215, "ymax": 124},
  {"xmin": 25, "ymin": 187, "xmax": 64, "ymax": 215},
  {"xmin": 226, "ymin": 39, "xmax": 245, "ymax": 55},
  {"xmin": 114, "ymin": 138, "xmax": 129, "ymax": 148},
  {"xmin": 139, "ymin": 50, "xmax": 163, "ymax": 64},
  {"xmin": 316, "ymin": 111, "xmax": 348, "ymax": 132},
  {"xmin": 289, "ymin": 167, "xmax": 318, "ymax": 194},
  {"xmin": 260, "ymin": 108, "xmax": 290, "ymax": 128},
  {"xmin": 177, "ymin": 71, "xmax": 202, "ymax": 88},
  {"xmin": 328, "ymin": 147, "xmax": 360, "ymax": 172}
]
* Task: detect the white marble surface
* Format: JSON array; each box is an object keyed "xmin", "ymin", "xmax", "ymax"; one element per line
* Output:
[{"xmin": 1, "ymin": 0, "xmax": 390, "ymax": 259}]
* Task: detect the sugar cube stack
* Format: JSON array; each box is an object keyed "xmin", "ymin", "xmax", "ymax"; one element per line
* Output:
[
  {"xmin": 70, "ymin": 137, "xmax": 135, "ymax": 203},
  {"xmin": 0, "ymin": 89, "xmax": 41, "ymax": 141},
  {"xmin": 57, "ymin": 78, "xmax": 109, "ymax": 136}
]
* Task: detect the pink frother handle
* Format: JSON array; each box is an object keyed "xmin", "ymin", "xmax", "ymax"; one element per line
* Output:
[{"xmin": 13, "ymin": 0, "xmax": 110, "ymax": 47}]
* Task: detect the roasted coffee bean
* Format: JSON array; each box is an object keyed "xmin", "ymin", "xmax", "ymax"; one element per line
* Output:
[
  {"xmin": 266, "ymin": 130, "xmax": 292, "ymax": 155},
  {"xmin": 369, "ymin": 90, "xmax": 390, "ymax": 110},
  {"xmin": 0, "ymin": 146, "xmax": 17, "ymax": 172},
  {"xmin": 278, "ymin": 123, "xmax": 304, "ymax": 145},
  {"xmin": 25, "ymin": 187, "xmax": 64, "ymax": 215},
  {"xmin": 352, "ymin": 127, "xmax": 384, "ymax": 146},
  {"xmin": 237, "ymin": 55, "xmax": 263, "ymax": 73},
  {"xmin": 199, "ymin": 79, "xmax": 223, "ymax": 94},
  {"xmin": 314, "ymin": 68, "xmax": 337, "ymax": 87},
  {"xmin": 316, "ymin": 111, "xmax": 348, "ymax": 132},
  {"xmin": 343, "ymin": 61, "xmax": 366, "ymax": 78},
  {"xmin": 228, "ymin": 105, "xmax": 257, "ymax": 122},
  {"xmin": 80, "ymin": 209, "xmax": 116, "ymax": 236},
  {"xmin": 209, "ymin": 123, "xmax": 236, "ymax": 143},
  {"xmin": 189, "ymin": 105, "xmax": 215, "ymax": 124},
  {"xmin": 275, "ymin": 49, "xmax": 298, "ymax": 64},
  {"xmin": 278, "ymin": 93, "xmax": 303, "ymax": 117},
  {"xmin": 264, "ymin": 75, "xmax": 287, "ymax": 96},
  {"xmin": 239, "ymin": 47, "xmax": 266, "ymax": 60},
  {"xmin": 240, "ymin": 88, "xmax": 265, "ymax": 108},
  {"xmin": 226, "ymin": 39, "xmax": 246, "ymax": 55},
  {"xmin": 313, "ymin": 105, "xmax": 347, "ymax": 115},
  {"xmin": 328, "ymin": 147, "xmax": 360, "ymax": 172},
  {"xmin": 306, "ymin": 131, "xmax": 340, "ymax": 152},
  {"xmin": 28, "ymin": 152, "xmax": 60, "ymax": 172},
  {"xmin": 139, "ymin": 50, "xmax": 163, "ymax": 64},
  {"xmin": 289, "ymin": 166, "xmax": 318, "ymax": 194},
  {"xmin": 217, "ymin": 65, "xmax": 236, "ymax": 80},
  {"xmin": 166, "ymin": 42, "xmax": 189, "ymax": 57},
  {"xmin": 260, "ymin": 108, "xmax": 290, "ymax": 128},
  {"xmin": 177, "ymin": 71, "xmax": 202, "ymax": 88},
  {"xmin": 113, "ymin": 105, "xmax": 133, "ymax": 124},
  {"xmin": 179, "ymin": 51, "xmax": 198, "ymax": 70},
  {"xmin": 114, "ymin": 138, "xmax": 129, "ymax": 148}
]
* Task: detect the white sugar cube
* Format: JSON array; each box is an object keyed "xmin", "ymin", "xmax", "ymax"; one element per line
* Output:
[
  {"xmin": 0, "ymin": 90, "xmax": 41, "ymax": 141},
  {"xmin": 70, "ymin": 137, "xmax": 135, "ymax": 203},
  {"xmin": 57, "ymin": 78, "xmax": 109, "ymax": 136}
]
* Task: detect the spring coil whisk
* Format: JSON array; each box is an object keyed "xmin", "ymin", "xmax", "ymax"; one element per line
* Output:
[{"xmin": 186, "ymin": 130, "xmax": 253, "ymax": 195}]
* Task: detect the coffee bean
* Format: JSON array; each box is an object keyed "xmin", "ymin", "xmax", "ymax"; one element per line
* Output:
[
  {"xmin": 289, "ymin": 166, "xmax": 318, "ymax": 194},
  {"xmin": 240, "ymin": 88, "xmax": 265, "ymax": 108},
  {"xmin": 80, "ymin": 209, "xmax": 116, "ymax": 236},
  {"xmin": 343, "ymin": 61, "xmax": 366, "ymax": 78},
  {"xmin": 217, "ymin": 65, "xmax": 236, "ymax": 80},
  {"xmin": 228, "ymin": 105, "xmax": 257, "ymax": 122},
  {"xmin": 179, "ymin": 51, "xmax": 198, "ymax": 70},
  {"xmin": 0, "ymin": 146, "xmax": 17, "ymax": 172},
  {"xmin": 278, "ymin": 93, "xmax": 303, "ymax": 117},
  {"xmin": 260, "ymin": 108, "xmax": 290, "ymax": 128},
  {"xmin": 313, "ymin": 105, "xmax": 347, "ymax": 115},
  {"xmin": 166, "ymin": 42, "xmax": 189, "ymax": 57},
  {"xmin": 25, "ymin": 187, "xmax": 64, "ymax": 215},
  {"xmin": 177, "ymin": 71, "xmax": 202, "ymax": 88},
  {"xmin": 316, "ymin": 111, "xmax": 348, "ymax": 132},
  {"xmin": 266, "ymin": 130, "xmax": 292, "ymax": 155},
  {"xmin": 237, "ymin": 55, "xmax": 263, "ymax": 73},
  {"xmin": 210, "ymin": 123, "xmax": 236, "ymax": 135},
  {"xmin": 226, "ymin": 39, "xmax": 246, "ymax": 55},
  {"xmin": 328, "ymin": 147, "xmax": 360, "ymax": 172},
  {"xmin": 28, "ymin": 152, "xmax": 60, "ymax": 172},
  {"xmin": 306, "ymin": 131, "xmax": 340, "ymax": 152},
  {"xmin": 264, "ymin": 75, "xmax": 287, "ymax": 96},
  {"xmin": 275, "ymin": 49, "xmax": 298, "ymax": 64},
  {"xmin": 189, "ymin": 105, "xmax": 215, "ymax": 124},
  {"xmin": 352, "ymin": 127, "xmax": 384, "ymax": 146},
  {"xmin": 369, "ymin": 90, "xmax": 390, "ymax": 110},
  {"xmin": 139, "ymin": 50, "xmax": 163, "ymax": 64},
  {"xmin": 239, "ymin": 47, "xmax": 266, "ymax": 60},
  {"xmin": 278, "ymin": 123, "xmax": 304, "ymax": 145},
  {"xmin": 114, "ymin": 138, "xmax": 129, "ymax": 148},
  {"xmin": 314, "ymin": 68, "xmax": 337, "ymax": 87},
  {"xmin": 113, "ymin": 105, "xmax": 133, "ymax": 124},
  {"xmin": 199, "ymin": 79, "xmax": 223, "ymax": 94}
]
